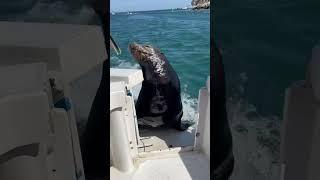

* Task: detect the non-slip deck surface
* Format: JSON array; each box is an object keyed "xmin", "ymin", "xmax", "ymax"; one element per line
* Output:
[
  {"xmin": 111, "ymin": 151, "xmax": 210, "ymax": 180},
  {"xmin": 132, "ymin": 152, "xmax": 210, "ymax": 180},
  {"xmin": 138, "ymin": 126, "xmax": 196, "ymax": 152}
]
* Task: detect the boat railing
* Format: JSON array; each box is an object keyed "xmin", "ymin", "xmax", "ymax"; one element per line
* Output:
[
  {"xmin": 194, "ymin": 77, "xmax": 210, "ymax": 159},
  {"xmin": 280, "ymin": 46, "xmax": 320, "ymax": 180}
]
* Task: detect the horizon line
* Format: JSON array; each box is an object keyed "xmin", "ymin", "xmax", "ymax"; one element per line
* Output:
[{"xmin": 111, "ymin": 7, "xmax": 193, "ymax": 13}]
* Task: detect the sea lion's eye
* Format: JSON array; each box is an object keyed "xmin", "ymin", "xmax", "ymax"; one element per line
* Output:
[{"xmin": 141, "ymin": 49, "xmax": 150, "ymax": 55}]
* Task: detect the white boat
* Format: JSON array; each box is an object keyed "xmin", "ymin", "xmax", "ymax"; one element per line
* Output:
[
  {"xmin": 110, "ymin": 69, "xmax": 210, "ymax": 179},
  {"xmin": 0, "ymin": 21, "xmax": 319, "ymax": 180},
  {"xmin": 0, "ymin": 21, "xmax": 209, "ymax": 180}
]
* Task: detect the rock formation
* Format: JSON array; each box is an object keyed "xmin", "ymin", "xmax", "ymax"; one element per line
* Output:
[{"xmin": 191, "ymin": 0, "xmax": 210, "ymax": 9}]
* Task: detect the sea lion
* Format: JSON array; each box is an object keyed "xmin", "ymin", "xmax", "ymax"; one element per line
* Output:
[{"xmin": 129, "ymin": 43, "xmax": 188, "ymax": 131}]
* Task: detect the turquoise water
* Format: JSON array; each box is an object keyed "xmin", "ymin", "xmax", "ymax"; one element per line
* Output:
[
  {"xmin": 111, "ymin": 9, "xmax": 210, "ymax": 101},
  {"xmin": 215, "ymin": 1, "xmax": 320, "ymax": 117}
]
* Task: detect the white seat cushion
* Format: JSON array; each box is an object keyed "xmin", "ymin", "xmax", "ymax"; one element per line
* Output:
[{"xmin": 0, "ymin": 92, "xmax": 49, "ymax": 155}]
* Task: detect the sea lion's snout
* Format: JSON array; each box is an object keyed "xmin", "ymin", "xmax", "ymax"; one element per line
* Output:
[{"xmin": 128, "ymin": 43, "xmax": 140, "ymax": 59}]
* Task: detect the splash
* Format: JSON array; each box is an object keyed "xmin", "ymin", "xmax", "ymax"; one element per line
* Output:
[
  {"xmin": 130, "ymin": 77, "xmax": 198, "ymax": 124},
  {"xmin": 181, "ymin": 92, "xmax": 198, "ymax": 123},
  {"xmin": 228, "ymin": 72, "xmax": 281, "ymax": 180},
  {"xmin": 111, "ymin": 56, "xmax": 140, "ymax": 69}
]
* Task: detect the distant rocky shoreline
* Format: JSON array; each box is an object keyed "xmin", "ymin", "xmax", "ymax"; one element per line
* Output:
[{"xmin": 191, "ymin": 0, "xmax": 210, "ymax": 9}]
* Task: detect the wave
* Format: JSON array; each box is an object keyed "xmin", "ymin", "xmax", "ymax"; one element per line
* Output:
[
  {"xmin": 181, "ymin": 92, "xmax": 198, "ymax": 123},
  {"xmin": 228, "ymin": 72, "xmax": 281, "ymax": 180},
  {"xmin": 111, "ymin": 56, "xmax": 140, "ymax": 69},
  {"xmin": 127, "ymin": 14, "xmax": 157, "ymax": 21},
  {"xmin": 228, "ymin": 98, "xmax": 281, "ymax": 180}
]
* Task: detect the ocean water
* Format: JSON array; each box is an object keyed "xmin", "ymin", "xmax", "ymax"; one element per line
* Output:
[
  {"xmin": 215, "ymin": 1, "xmax": 320, "ymax": 179},
  {"xmin": 111, "ymin": 9, "xmax": 210, "ymax": 122}
]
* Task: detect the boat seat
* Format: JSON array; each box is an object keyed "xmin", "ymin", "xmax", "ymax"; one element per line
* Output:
[
  {"xmin": 110, "ymin": 68, "xmax": 143, "ymax": 90},
  {"xmin": 110, "ymin": 69, "xmax": 143, "ymax": 164},
  {"xmin": 0, "ymin": 62, "xmax": 53, "ymax": 105},
  {"xmin": 110, "ymin": 81, "xmax": 135, "ymax": 172},
  {"xmin": 0, "ymin": 63, "xmax": 79, "ymax": 180},
  {"xmin": 0, "ymin": 92, "xmax": 50, "ymax": 180},
  {"xmin": 0, "ymin": 22, "xmax": 108, "ymax": 180}
]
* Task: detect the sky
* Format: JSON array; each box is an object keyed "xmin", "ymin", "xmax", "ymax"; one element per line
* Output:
[{"xmin": 111, "ymin": 0, "xmax": 192, "ymax": 12}]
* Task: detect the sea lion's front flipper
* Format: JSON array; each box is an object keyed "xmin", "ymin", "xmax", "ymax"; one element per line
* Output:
[
  {"xmin": 171, "ymin": 111, "xmax": 194, "ymax": 131},
  {"xmin": 177, "ymin": 121, "xmax": 195, "ymax": 131}
]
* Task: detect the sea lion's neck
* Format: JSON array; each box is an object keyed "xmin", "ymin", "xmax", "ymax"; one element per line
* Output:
[
  {"xmin": 141, "ymin": 66, "xmax": 156, "ymax": 81},
  {"xmin": 140, "ymin": 52, "xmax": 168, "ymax": 82},
  {"xmin": 148, "ymin": 50, "xmax": 167, "ymax": 77}
]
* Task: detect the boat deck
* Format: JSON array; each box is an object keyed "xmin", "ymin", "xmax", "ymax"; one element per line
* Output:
[
  {"xmin": 138, "ymin": 126, "xmax": 196, "ymax": 152},
  {"xmin": 111, "ymin": 151, "xmax": 210, "ymax": 180}
]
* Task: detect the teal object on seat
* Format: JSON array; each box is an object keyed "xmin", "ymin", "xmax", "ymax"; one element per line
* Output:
[{"xmin": 54, "ymin": 97, "xmax": 71, "ymax": 111}]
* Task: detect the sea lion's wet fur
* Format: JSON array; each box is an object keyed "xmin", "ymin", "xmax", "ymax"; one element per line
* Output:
[{"xmin": 129, "ymin": 43, "xmax": 185, "ymax": 130}]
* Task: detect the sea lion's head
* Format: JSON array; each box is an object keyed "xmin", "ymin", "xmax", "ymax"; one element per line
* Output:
[
  {"xmin": 129, "ymin": 42, "xmax": 167, "ymax": 80},
  {"xmin": 129, "ymin": 43, "xmax": 161, "ymax": 64}
]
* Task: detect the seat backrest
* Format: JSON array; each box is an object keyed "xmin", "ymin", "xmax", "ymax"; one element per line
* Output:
[
  {"xmin": 281, "ymin": 83, "xmax": 315, "ymax": 180},
  {"xmin": 281, "ymin": 46, "xmax": 320, "ymax": 180},
  {"xmin": 0, "ymin": 62, "xmax": 53, "ymax": 107},
  {"xmin": 0, "ymin": 63, "xmax": 47, "ymax": 96},
  {"xmin": 307, "ymin": 46, "xmax": 320, "ymax": 101},
  {"xmin": 305, "ymin": 46, "xmax": 320, "ymax": 180}
]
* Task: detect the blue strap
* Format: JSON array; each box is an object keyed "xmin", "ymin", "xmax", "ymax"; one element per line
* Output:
[{"xmin": 54, "ymin": 97, "xmax": 71, "ymax": 111}]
